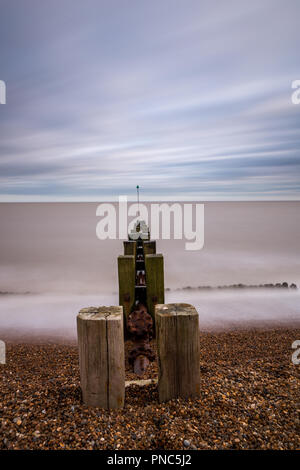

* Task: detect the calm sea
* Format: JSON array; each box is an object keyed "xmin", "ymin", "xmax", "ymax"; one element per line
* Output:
[{"xmin": 0, "ymin": 201, "xmax": 299, "ymax": 336}]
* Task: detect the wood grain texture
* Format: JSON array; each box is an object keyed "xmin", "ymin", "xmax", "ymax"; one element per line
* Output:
[
  {"xmin": 77, "ymin": 306, "xmax": 124, "ymax": 409},
  {"xmin": 123, "ymin": 240, "xmax": 136, "ymax": 256},
  {"xmin": 143, "ymin": 240, "xmax": 156, "ymax": 255},
  {"xmin": 145, "ymin": 254, "xmax": 164, "ymax": 319},
  {"xmin": 118, "ymin": 255, "xmax": 135, "ymax": 319},
  {"xmin": 155, "ymin": 303, "xmax": 200, "ymax": 402},
  {"xmin": 107, "ymin": 309, "xmax": 125, "ymax": 409}
]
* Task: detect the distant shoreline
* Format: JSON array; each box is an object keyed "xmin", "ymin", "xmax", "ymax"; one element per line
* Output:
[
  {"xmin": 1, "ymin": 282, "xmax": 298, "ymax": 297},
  {"xmin": 166, "ymin": 282, "xmax": 298, "ymax": 292}
]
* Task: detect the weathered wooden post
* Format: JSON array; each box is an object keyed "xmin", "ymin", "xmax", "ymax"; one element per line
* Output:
[
  {"xmin": 123, "ymin": 240, "xmax": 136, "ymax": 256},
  {"xmin": 0, "ymin": 340, "xmax": 5, "ymax": 365},
  {"xmin": 118, "ymin": 255, "xmax": 135, "ymax": 320},
  {"xmin": 145, "ymin": 254, "xmax": 164, "ymax": 319},
  {"xmin": 143, "ymin": 240, "xmax": 156, "ymax": 255},
  {"xmin": 77, "ymin": 306, "xmax": 125, "ymax": 409},
  {"xmin": 155, "ymin": 303, "xmax": 200, "ymax": 402}
]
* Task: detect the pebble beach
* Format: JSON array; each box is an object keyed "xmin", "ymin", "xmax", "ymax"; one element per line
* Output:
[{"xmin": 0, "ymin": 328, "xmax": 299, "ymax": 450}]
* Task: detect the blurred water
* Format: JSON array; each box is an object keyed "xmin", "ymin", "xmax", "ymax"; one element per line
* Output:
[
  {"xmin": 0, "ymin": 202, "xmax": 299, "ymax": 336},
  {"xmin": 0, "ymin": 289, "xmax": 299, "ymax": 339}
]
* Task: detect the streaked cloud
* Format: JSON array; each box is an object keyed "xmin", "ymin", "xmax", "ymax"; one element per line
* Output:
[{"xmin": 0, "ymin": 0, "xmax": 299, "ymax": 200}]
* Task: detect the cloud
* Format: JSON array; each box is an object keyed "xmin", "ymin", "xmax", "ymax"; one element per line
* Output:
[{"xmin": 0, "ymin": 0, "xmax": 299, "ymax": 200}]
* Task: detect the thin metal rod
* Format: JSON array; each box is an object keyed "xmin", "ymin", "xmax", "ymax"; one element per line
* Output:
[{"xmin": 136, "ymin": 185, "xmax": 140, "ymax": 217}]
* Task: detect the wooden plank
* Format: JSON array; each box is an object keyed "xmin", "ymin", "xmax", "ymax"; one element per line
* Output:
[
  {"xmin": 145, "ymin": 254, "xmax": 164, "ymax": 319},
  {"xmin": 118, "ymin": 255, "xmax": 135, "ymax": 320},
  {"xmin": 156, "ymin": 305, "xmax": 177, "ymax": 402},
  {"xmin": 176, "ymin": 304, "xmax": 200, "ymax": 398},
  {"xmin": 77, "ymin": 306, "xmax": 124, "ymax": 409},
  {"xmin": 123, "ymin": 240, "xmax": 136, "ymax": 256},
  {"xmin": 0, "ymin": 340, "xmax": 5, "ymax": 364},
  {"xmin": 143, "ymin": 240, "xmax": 156, "ymax": 255},
  {"xmin": 107, "ymin": 308, "xmax": 125, "ymax": 408},
  {"xmin": 155, "ymin": 303, "xmax": 200, "ymax": 402}
]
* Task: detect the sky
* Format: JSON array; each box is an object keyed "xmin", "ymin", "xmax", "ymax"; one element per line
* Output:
[{"xmin": 0, "ymin": 0, "xmax": 299, "ymax": 201}]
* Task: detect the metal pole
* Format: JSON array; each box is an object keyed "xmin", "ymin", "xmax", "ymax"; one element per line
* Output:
[{"xmin": 136, "ymin": 185, "xmax": 140, "ymax": 217}]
